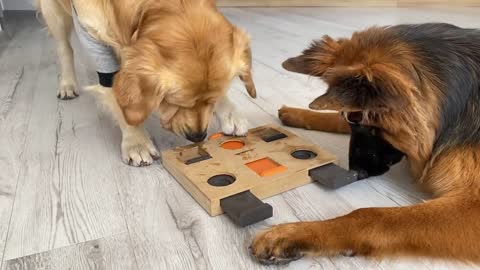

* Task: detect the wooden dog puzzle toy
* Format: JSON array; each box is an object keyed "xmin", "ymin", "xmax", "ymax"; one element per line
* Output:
[{"xmin": 161, "ymin": 124, "xmax": 358, "ymax": 227}]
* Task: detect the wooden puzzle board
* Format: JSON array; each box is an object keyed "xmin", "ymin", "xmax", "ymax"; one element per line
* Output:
[{"xmin": 161, "ymin": 125, "xmax": 337, "ymax": 216}]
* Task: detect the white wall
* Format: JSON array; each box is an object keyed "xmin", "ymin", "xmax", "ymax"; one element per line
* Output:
[
  {"xmin": 4, "ymin": 0, "xmax": 34, "ymax": 10},
  {"xmin": 0, "ymin": 1, "xmax": 3, "ymax": 31}
]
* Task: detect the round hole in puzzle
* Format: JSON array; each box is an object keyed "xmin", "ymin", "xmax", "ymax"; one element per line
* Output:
[
  {"xmin": 291, "ymin": 150, "xmax": 318, "ymax": 160},
  {"xmin": 208, "ymin": 174, "xmax": 236, "ymax": 187},
  {"xmin": 221, "ymin": 140, "xmax": 245, "ymax": 150}
]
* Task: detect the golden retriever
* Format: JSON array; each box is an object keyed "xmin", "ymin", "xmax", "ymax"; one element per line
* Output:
[{"xmin": 36, "ymin": 0, "xmax": 256, "ymax": 166}]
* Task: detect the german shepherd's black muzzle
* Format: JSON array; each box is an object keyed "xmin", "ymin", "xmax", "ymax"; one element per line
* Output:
[{"xmin": 348, "ymin": 123, "xmax": 405, "ymax": 180}]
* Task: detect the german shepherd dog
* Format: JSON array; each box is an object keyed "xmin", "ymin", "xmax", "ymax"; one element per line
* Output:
[{"xmin": 250, "ymin": 23, "xmax": 480, "ymax": 264}]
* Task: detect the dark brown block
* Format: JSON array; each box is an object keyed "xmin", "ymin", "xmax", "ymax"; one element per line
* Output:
[
  {"xmin": 220, "ymin": 191, "xmax": 273, "ymax": 227},
  {"xmin": 309, "ymin": 164, "xmax": 358, "ymax": 189}
]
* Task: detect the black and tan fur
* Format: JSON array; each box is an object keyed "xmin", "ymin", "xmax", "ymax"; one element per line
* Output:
[{"xmin": 251, "ymin": 23, "xmax": 480, "ymax": 264}]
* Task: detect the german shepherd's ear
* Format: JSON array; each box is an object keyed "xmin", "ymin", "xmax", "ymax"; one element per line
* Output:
[
  {"xmin": 282, "ymin": 35, "xmax": 342, "ymax": 76},
  {"xmin": 282, "ymin": 55, "xmax": 312, "ymax": 75},
  {"xmin": 309, "ymin": 89, "xmax": 358, "ymax": 111}
]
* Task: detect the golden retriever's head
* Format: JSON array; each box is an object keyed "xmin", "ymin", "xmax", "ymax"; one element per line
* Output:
[{"xmin": 113, "ymin": 0, "xmax": 256, "ymax": 142}]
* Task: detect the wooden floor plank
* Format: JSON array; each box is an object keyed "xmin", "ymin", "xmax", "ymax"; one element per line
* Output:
[
  {"xmin": 2, "ymin": 15, "xmax": 127, "ymax": 261},
  {"xmin": 287, "ymin": 7, "xmax": 480, "ymax": 28},
  {"xmin": 0, "ymin": 15, "xmax": 47, "ymax": 268},
  {"xmin": 217, "ymin": 0, "xmax": 397, "ymax": 7},
  {"xmin": 2, "ymin": 233, "xmax": 137, "ymax": 270}
]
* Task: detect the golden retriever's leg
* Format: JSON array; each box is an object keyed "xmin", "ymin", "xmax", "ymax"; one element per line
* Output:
[
  {"xmin": 39, "ymin": 0, "xmax": 78, "ymax": 99},
  {"xmin": 278, "ymin": 106, "xmax": 351, "ymax": 134},
  {"xmin": 86, "ymin": 85, "xmax": 160, "ymax": 167},
  {"xmin": 215, "ymin": 96, "xmax": 249, "ymax": 136},
  {"xmin": 250, "ymin": 196, "xmax": 480, "ymax": 264}
]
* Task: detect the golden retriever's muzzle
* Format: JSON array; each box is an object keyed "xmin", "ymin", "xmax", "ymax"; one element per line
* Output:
[{"xmin": 186, "ymin": 131, "xmax": 208, "ymax": 143}]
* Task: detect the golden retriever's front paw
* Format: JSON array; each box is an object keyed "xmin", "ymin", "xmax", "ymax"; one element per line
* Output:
[
  {"xmin": 215, "ymin": 96, "xmax": 249, "ymax": 136},
  {"xmin": 121, "ymin": 129, "xmax": 160, "ymax": 167},
  {"xmin": 220, "ymin": 112, "xmax": 249, "ymax": 136},
  {"xmin": 278, "ymin": 106, "xmax": 308, "ymax": 129},
  {"xmin": 57, "ymin": 84, "xmax": 79, "ymax": 100},
  {"xmin": 250, "ymin": 224, "xmax": 310, "ymax": 265}
]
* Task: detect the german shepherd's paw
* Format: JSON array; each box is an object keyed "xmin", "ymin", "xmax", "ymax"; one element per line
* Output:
[
  {"xmin": 278, "ymin": 106, "xmax": 310, "ymax": 129},
  {"xmin": 250, "ymin": 223, "xmax": 308, "ymax": 265}
]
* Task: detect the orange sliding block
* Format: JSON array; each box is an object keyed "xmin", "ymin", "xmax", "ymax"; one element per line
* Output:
[{"xmin": 246, "ymin": 158, "xmax": 287, "ymax": 177}]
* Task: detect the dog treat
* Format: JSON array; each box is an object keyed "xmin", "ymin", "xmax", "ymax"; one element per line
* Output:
[
  {"xmin": 161, "ymin": 125, "xmax": 337, "ymax": 224},
  {"xmin": 220, "ymin": 191, "xmax": 273, "ymax": 227},
  {"xmin": 309, "ymin": 163, "xmax": 358, "ymax": 189}
]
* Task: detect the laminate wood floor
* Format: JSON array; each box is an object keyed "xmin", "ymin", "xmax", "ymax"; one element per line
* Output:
[{"xmin": 1, "ymin": 7, "xmax": 479, "ymax": 270}]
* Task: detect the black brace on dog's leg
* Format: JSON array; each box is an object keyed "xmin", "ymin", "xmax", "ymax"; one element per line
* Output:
[{"xmin": 97, "ymin": 71, "xmax": 118, "ymax": 88}]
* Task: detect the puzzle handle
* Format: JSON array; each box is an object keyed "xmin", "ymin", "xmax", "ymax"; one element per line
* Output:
[
  {"xmin": 220, "ymin": 191, "xmax": 273, "ymax": 227},
  {"xmin": 309, "ymin": 163, "xmax": 359, "ymax": 189}
]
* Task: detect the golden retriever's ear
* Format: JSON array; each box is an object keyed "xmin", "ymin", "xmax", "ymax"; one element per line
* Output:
[
  {"xmin": 233, "ymin": 27, "xmax": 257, "ymax": 98},
  {"xmin": 113, "ymin": 70, "xmax": 158, "ymax": 126},
  {"xmin": 239, "ymin": 47, "xmax": 257, "ymax": 98},
  {"xmin": 282, "ymin": 35, "xmax": 341, "ymax": 77}
]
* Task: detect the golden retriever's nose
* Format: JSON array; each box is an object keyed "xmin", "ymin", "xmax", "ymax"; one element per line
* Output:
[{"xmin": 186, "ymin": 132, "xmax": 207, "ymax": 143}]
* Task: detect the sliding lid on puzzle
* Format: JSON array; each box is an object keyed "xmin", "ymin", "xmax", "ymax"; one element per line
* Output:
[{"xmin": 246, "ymin": 158, "xmax": 287, "ymax": 177}]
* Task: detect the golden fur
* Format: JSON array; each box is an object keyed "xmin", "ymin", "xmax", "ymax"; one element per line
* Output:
[{"xmin": 36, "ymin": 0, "xmax": 256, "ymax": 166}]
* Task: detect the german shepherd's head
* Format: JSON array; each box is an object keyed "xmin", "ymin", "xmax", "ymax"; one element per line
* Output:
[{"xmin": 282, "ymin": 24, "xmax": 480, "ymax": 179}]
